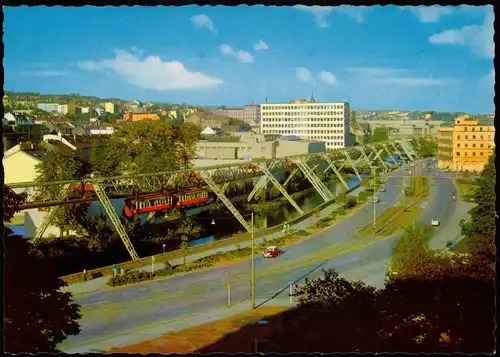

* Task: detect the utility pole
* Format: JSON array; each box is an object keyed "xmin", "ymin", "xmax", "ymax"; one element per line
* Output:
[{"xmin": 251, "ymin": 212, "xmax": 256, "ymax": 309}]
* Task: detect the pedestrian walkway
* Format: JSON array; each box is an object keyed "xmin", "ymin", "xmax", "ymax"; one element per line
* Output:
[{"xmin": 62, "ymin": 188, "xmax": 365, "ymax": 297}]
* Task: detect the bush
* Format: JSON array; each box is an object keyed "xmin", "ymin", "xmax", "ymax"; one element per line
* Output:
[
  {"xmin": 336, "ymin": 207, "xmax": 346, "ymax": 216},
  {"xmin": 107, "ymin": 270, "xmax": 154, "ymax": 287},
  {"xmin": 164, "ymin": 261, "xmax": 174, "ymax": 275},
  {"xmin": 344, "ymin": 196, "xmax": 357, "ymax": 209}
]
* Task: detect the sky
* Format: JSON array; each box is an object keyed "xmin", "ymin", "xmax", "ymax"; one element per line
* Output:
[{"xmin": 4, "ymin": 5, "xmax": 495, "ymax": 113}]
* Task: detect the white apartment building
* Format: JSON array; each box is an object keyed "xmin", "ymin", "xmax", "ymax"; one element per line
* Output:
[
  {"xmin": 37, "ymin": 103, "xmax": 68, "ymax": 115},
  {"xmin": 260, "ymin": 98, "xmax": 350, "ymax": 150}
]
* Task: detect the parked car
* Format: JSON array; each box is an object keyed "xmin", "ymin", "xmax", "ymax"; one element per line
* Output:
[
  {"xmin": 431, "ymin": 218, "xmax": 440, "ymax": 227},
  {"xmin": 371, "ymin": 196, "xmax": 380, "ymax": 203},
  {"xmin": 263, "ymin": 246, "xmax": 281, "ymax": 258}
]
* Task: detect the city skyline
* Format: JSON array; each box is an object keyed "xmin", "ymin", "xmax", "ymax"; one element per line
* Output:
[{"xmin": 4, "ymin": 5, "xmax": 494, "ymax": 113}]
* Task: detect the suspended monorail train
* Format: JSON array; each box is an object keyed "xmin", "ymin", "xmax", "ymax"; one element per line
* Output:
[
  {"xmin": 66, "ymin": 184, "xmax": 212, "ymax": 217},
  {"xmin": 123, "ymin": 188, "xmax": 212, "ymax": 217}
]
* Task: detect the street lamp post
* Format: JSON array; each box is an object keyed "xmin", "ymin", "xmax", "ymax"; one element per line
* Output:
[{"xmin": 251, "ymin": 212, "xmax": 256, "ymax": 309}]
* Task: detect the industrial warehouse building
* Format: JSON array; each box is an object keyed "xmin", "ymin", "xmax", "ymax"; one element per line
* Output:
[{"xmin": 196, "ymin": 132, "xmax": 325, "ymax": 160}]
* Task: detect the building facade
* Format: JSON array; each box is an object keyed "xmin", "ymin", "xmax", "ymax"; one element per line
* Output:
[
  {"xmin": 260, "ymin": 98, "xmax": 350, "ymax": 150},
  {"xmin": 437, "ymin": 115, "xmax": 495, "ymax": 172},
  {"xmin": 104, "ymin": 102, "xmax": 115, "ymax": 114},
  {"xmin": 215, "ymin": 104, "xmax": 261, "ymax": 124},
  {"xmin": 37, "ymin": 103, "xmax": 68, "ymax": 115},
  {"xmin": 123, "ymin": 112, "xmax": 160, "ymax": 121}
]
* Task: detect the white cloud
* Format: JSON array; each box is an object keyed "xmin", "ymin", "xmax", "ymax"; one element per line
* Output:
[
  {"xmin": 296, "ymin": 5, "xmax": 370, "ymax": 28},
  {"xmin": 318, "ymin": 71, "xmax": 338, "ymax": 86},
  {"xmin": 344, "ymin": 67, "xmax": 409, "ymax": 76},
  {"xmin": 220, "ymin": 44, "xmax": 254, "ymax": 63},
  {"xmin": 295, "ymin": 67, "xmax": 314, "ymax": 83},
  {"xmin": 372, "ymin": 77, "xmax": 450, "ymax": 86},
  {"xmin": 253, "ymin": 40, "xmax": 268, "ymax": 51},
  {"xmin": 21, "ymin": 70, "xmax": 69, "ymax": 78},
  {"xmin": 190, "ymin": 14, "xmax": 215, "ymax": 33},
  {"xmin": 479, "ymin": 69, "xmax": 495, "ymax": 91},
  {"xmin": 410, "ymin": 6, "xmax": 453, "ymax": 23},
  {"xmin": 428, "ymin": 11, "xmax": 494, "ymax": 59},
  {"xmin": 77, "ymin": 49, "xmax": 223, "ymax": 90}
]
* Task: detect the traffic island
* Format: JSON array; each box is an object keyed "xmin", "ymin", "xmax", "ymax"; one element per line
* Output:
[{"xmin": 357, "ymin": 206, "xmax": 423, "ymax": 237}]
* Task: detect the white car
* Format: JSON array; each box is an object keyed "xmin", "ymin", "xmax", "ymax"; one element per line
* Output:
[
  {"xmin": 371, "ymin": 196, "xmax": 380, "ymax": 203},
  {"xmin": 379, "ymin": 187, "xmax": 387, "ymax": 192},
  {"xmin": 431, "ymin": 219, "xmax": 440, "ymax": 227}
]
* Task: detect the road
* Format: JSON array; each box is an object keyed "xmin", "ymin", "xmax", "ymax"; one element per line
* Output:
[{"xmin": 59, "ymin": 161, "xmax": 461, "ymax": 353}]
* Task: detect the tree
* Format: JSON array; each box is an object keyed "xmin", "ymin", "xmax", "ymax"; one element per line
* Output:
[
  {"xmin": 35, "ymin": 151, "xmax": 92, "ymax": 236},
  {"xmin": 4, "ymin": 186, "xmax": 81, "ymax": 353},
  {"xmin": 3, "ymin": 185, "xmax": 28, "ymax": 222},
  {"xmin": 460, "ymin": 155, "xmax": 496, "ymax": 249},
  {"xmin": 370, "ymin": 128, "xmax": 389, "ymax": 142},
  {"xmin": 417, "ymin": 136, "xmax": 437, "ymax": 157}
]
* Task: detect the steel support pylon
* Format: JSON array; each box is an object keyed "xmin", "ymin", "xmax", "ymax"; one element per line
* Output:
[
  {"xmin": 146, "ymin": 212, "xmax": 155, "ymax": 222},
  {"xmin": 323, "ymin": 155, "xmax": 349, "ymax": 190},
  {"xmin": 261, "ymin": 168, "xmax": 304, "ymax": 214},
  {"xmin": 382, "ymin": 143, "xmax": 398, "ymax": 165},
  {"xmin": 200, "ymin": 172, "xmax": 253, "ymax": 233},
  {"xmin": 247, "ymin": 162, "xmax": 275, "ymax": 202},
  {"xmin": 33, "ymin": 184, "xmax": 70, "ymax": 244},
  {"xmin": 397, "ymin": 141, "xmax": 414, "ymax": 161},
  {"xmin": 360, "ymin": 149, "xmax": 375, "ymax": 171},
  {"xmin": 94, "ymin": 183, "xmax": 139, "ymax": 260},
  {"xmin": 215, "ymin": 182, "xmax": 230, "ymax": 203},
  {"xmin": 369, "ymin": 146, "xmax": 389, "ymax": 171},
  {"xmin": 343, "ymin": 151, "xmax": 362, "ymax": 182},
  {"xmin": 294, "ymin": 159, "xmax": 334, "ymax": 202},
  {"xmin": 390, "ymin": 142, "xmax": 407, "ymax": 163},
  {"xmin": 283, "ymin": 168, "xmax": 299, "ymax": 187}
]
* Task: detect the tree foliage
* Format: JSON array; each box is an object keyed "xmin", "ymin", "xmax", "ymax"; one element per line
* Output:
[
  {"xmin": 35, "ymin": 151, "xmax": 92, "ymax": 235},
  {"xmin": 4, "ymin": 188, "xmax": 81, "ymax": 353},
  {"xmin": 369, "ymin": 127, "xmax": 389, "ymax": 142},
  {"xmin": 3, "ymin": 185, "xmax": 28, "ymax": 223},
  {"xmin": 460, "ymin": 155, "xmax": 496, "ymax": 247},
  {"xmin": 94, "ymin": 120, "xmax": 200, "ymax": 176}
]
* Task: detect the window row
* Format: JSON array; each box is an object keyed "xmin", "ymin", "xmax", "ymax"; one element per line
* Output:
[
  {"xmin": 460, "ymin": 126, "xmax": 493, "ymax": 132},
  {"xmin": 263, "ymin": 104, "xmax": 345, "ymax": 110},
  {"xmin": 262, "ymin": 123, "xmax": 345, "ymax": 128},
  {"xmin": 456, "ymin": 135, "xmax": 493, "ymax": 140},
  {"xmin": 262, "ymin": 129, "xmax": 345, "ymax": 134},
  {"xmin": 455, "ymin": 151, "xmax": 487, "ymax": 157},
  {"xmin": 457, "ymin": 143, "xmax": 492, "ymax": 148},
  {"xmin": 262, "ymin": 111, "xmax": 345, "ymax": 116}
]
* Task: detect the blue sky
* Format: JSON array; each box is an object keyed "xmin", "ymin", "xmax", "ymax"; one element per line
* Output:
[{"xmin": 4, "ymin": 5, "xmax": 494, "ymax": 113}]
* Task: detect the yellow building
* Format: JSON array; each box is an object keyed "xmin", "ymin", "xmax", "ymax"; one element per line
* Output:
[
  {"xmin": 437, "ymin": 115, "xmax": 495, "ymax": 172},
  {"xmin": 104, "ymin": 102, "xmax": 115, "ymax": 114}
]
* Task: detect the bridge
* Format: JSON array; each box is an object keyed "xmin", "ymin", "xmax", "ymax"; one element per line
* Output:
[{"xmin": 7, "ymin": 137, "xmax": 420, "ymax": 261}]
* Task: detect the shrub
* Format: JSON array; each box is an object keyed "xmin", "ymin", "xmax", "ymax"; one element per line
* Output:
[
  {"xmin": 344, "ymin": 196, "xmax": 357, "ymax": 209},
  {"xmin": 296, "ymin": 230, "xmax": 309, "ymax": 237},
  {"xmin": 336, "ymin": 207, "xmax": 346, "ymax": 216},
  {"xmin": 107, "ymin": 270, "xmax": 154, "ymax": 287},
  {"xmin": 164, "ymin": 261, "xmax": 174, "ymax": 275}
]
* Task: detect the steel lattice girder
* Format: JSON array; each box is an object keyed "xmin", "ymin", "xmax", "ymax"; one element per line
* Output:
[{"xmin": 9, "ymin": 137, "xmax": 416, "ymax": 208}]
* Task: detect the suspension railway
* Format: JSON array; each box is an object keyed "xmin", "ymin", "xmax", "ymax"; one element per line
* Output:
[{"xmin": 6, "ymin": 137, "xmax": 421, "ymax": 260}]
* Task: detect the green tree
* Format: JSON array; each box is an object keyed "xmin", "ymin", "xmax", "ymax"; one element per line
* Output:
[
  {"xmin": 3, "ymin": 185, "xmax": 28, "ymax": 222},
  {"xmin": 35, "ymin": 151, "xmax": 92, "ymax": 236},
  {"xmin": 4, "ymin": 187, "xmax": 81, "ymax": 353},
  {"xmin": 370, "ymin": 128, "xmax": 389, "ymax": 142},
  {"xmin": 460, "ymin": 155, "xmax": 496, "ymax": 250}
]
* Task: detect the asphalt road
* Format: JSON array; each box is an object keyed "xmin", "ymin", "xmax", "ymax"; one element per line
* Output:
[{"xmin": 60, "ymin": 161, "xmax": 459, "ymax": 353}]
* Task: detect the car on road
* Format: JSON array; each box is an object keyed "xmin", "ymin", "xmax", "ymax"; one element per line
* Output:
[
  {"xmin": 371, "ymin": 196, "xmax": 380, "ymax": 203},
  {"xmin": 263, "ymin": 246, "xmax": 281, "ymax": 258},
  {"xmin": 379, "ymin": 187, "xmax": 387, "ymax": 192},
  {"xmin": 431, "ymin": 218, "xmax": 440, "ymax": 227}
]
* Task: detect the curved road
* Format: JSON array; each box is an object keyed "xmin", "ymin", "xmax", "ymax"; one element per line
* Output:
[{"xmin": 60, "ymin": 160, "xmax": 458, "ymax": 353}]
